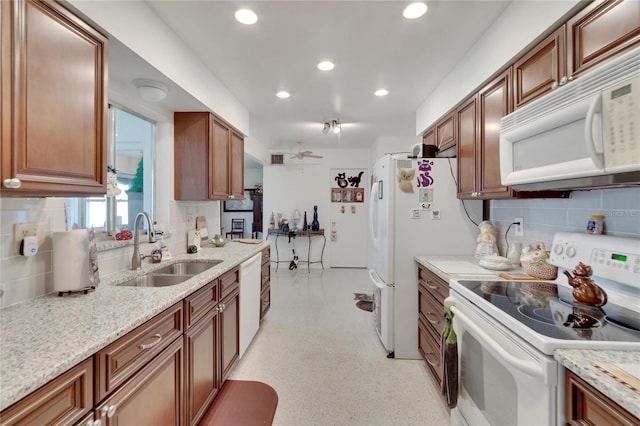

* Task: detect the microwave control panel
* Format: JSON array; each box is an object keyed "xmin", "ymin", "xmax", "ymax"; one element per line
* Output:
[{"xmin": 602, "ymin": 75, "xmax": 640, "ymax": 171}]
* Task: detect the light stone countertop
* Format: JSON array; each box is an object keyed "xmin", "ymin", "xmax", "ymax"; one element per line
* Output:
[
  {"xmin": 415, "ymin": 256, "xmax": 640, "ymax": 420},
  {"xmin": 555, "ymin": 349, "xmax": 640, "ymax": 419},
  {"xmin": 0, "ymin": 240, "xmax": 269, "ymax": 411},
  {"xmin": 414, "ymin": 255, "xmax": 502, "ymax": 282}
]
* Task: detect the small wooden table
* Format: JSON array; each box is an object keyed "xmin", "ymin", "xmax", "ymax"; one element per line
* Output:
[{"xmin": 266, "ymin": 229, "xmax": 326, "ymax": 272}]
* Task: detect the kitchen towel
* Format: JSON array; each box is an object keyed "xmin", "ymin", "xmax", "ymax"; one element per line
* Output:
[
  {"xmin": 53, "ymin": 229, "xmax": 91, "ymax": 293},
  {"xmin": 441, "ymin": 299, "xmax": 458, "ymax": 409}
]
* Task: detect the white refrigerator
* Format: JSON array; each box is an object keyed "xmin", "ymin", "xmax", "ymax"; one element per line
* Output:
[{"xmin": 368, "ymin": 154, "xmax": 482, "ymax": 359}]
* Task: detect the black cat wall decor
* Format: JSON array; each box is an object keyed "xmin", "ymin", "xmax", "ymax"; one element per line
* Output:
[
  {"xmin": 335, "ymin": 172, "xmax": 348, "ymax": 188},
  {"xmin": 348, "ymin": 171, "xmax": 364, "ymax": 187}
]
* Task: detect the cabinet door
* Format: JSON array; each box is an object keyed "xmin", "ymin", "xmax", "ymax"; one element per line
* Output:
[
  {"xmin": 219, "ymin": 289, "xmax": 240, "ymax": 383},
  {"xmin": 567, "ymin": 0, "xmax": 640, "ymax": 78},
  {"xmin": 97, "ymin": 338, "xmax": 183, "ymax": 426},
  {"xmin": 210, "ymin": 118, "xmax": 230, "ymax": 200},
  {"xmin": 174, "ymin": 112, "xmax": 211, "ymax": 201},
  {"xmin": 435, "ymin": 113, "xmax": 455, "ymax": 152},
  {"xmin": 456, "ymin": 97, "xmax": 477, "ymax": 198},
  {"xmin": 0, "ymin": 358, "xmax": 93, "ymax": 426},
  {"xmin": 422, "ymin": 128, "xmax": 435, "ymax": 148},
  {"xmin": 185, "ymin": 307, "xmax": 220, "ymax": 426},
  {"xmin": 514, "ymin": 26, "xmax": 566, "ymax": 109},
  {"xmin": 478, "ymin": 68, "xmax": 513, "ymax": 199},
  {"xmin": 1, "ymin": 0, "xmax": 107, "ymax": 196},
  {"xmin": 230, "ymin": 131, "xmax": 245, "ymax": 199}
]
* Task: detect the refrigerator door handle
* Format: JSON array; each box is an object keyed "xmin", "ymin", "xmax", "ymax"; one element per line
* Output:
[
  {"xmin": 369, "ymin": 268, "xmax": 392, "ymax": 288},
  {"xmin": 369, "ymin": 181, "xmax": 379, "ymax": 249}
]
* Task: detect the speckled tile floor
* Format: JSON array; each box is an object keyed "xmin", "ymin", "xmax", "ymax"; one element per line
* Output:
[{"xmin": 229, "ymin": 268, "xmax": 450, "ymax": 426}]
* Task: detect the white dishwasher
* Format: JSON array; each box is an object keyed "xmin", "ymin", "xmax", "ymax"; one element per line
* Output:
[{"xmin": 239, "ymin": 253, "xmax": 262, "ymax": 358}]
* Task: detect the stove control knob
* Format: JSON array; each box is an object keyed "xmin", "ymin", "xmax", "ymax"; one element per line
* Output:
[
  {"xmin": 553, "ymin": 244, "xmax": 563, "ymax": 255},
  {"xmin": 566, "ymin": 246, "xmax": 577, "ymax": 258}
]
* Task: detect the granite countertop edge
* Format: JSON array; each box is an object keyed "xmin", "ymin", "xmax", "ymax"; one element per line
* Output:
[
  {"xmin": 0, "ymin": 240, "xmax": 270, "ymax": 411},
  {"xmin": 555, "ymin": 349, "xmax": 640, "ymax": 419}
]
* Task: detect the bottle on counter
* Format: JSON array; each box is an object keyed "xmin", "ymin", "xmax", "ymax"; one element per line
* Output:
[{"xmin": 586, "ymin": 214, "xmax": 604, "ymax": 234}]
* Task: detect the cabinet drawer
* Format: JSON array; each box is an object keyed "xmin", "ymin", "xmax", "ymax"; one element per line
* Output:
[
  {"xmin": 260, "ymin": 285, "xmax": 271, "ymax": 321},
  {"xmin": 184, "ymin": 280, "xmax": 218, "ymax": 329},
  {"xmin": 261, "ymin": 247, "xmax": 270, "ymax": 265},
  {"xmin": 418, "ymin": 284, "xmax": 445, "ymax": 337},
  {"xmin": 219, "ymin": 267, "xmax": 240, "ymax": 300},
  {"xmin": 95, "ymin": 302, "xmax": 183, "ymax": 401},
  {"xmin": 261, "ymin": 262, "xmax": 270, "ymax": 290},
  {"xmin": 0, "ymin": 358, "xmax": 93, "ymax": 426},
  {"xmin": 418, "ymin": 318, "xmax": 442, "ymax": 386},
  {"xmin": 418, "ymin": 266, "xmax": 449, "ymax": 304}
]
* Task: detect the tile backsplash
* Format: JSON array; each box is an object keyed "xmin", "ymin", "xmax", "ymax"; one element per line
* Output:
[
  {"xmin": 489, "ymin": 187, "xmax": 640, "ymax": 255},
  {"xmin": 0, "ymin": 198, "xmax": 220, "ymax": 308}
]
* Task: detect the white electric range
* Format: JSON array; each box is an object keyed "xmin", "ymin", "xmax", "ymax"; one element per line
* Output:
[{"xmin": 448, "ymin": 232, "xmax": 640, "ymax": 426}]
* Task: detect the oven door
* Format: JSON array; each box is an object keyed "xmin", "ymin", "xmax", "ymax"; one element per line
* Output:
[{"xmin": 448, "ymin": 292, "xmax": 561, "ymax": 426}]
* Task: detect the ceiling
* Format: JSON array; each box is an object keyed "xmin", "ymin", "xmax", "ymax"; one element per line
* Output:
[{"xmin": 108, "ymin": 1, "xmax": 512, "ymax": 153}]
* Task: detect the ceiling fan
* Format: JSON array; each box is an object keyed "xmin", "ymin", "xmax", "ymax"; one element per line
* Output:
[{"xmin": 289, "ymin": 141, "xmax": 323, "ymax": 160}]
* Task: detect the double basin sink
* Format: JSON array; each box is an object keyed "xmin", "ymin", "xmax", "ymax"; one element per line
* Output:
[{"xmin": 118, "ymin": 260, "xmax": 222, "ymax": 288}]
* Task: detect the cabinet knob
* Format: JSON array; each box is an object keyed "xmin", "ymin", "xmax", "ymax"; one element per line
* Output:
[
  {"xmin": 551, "ymin": 81, "xmax": 558, "ymax": 90},
  {"xmin": 86, "ymin": 419, "xmax": 102, "ymax": 426},
  {"xmin": 101, "ymin": 405, "xmax": 116, "ymax": 418},
  {"xmin": 3, "ymin": 178, "xmax": 21, "ymax": 189},
  {"xmin": 559, "ymin": 76, "xmax": 568, "ymax": 86}
]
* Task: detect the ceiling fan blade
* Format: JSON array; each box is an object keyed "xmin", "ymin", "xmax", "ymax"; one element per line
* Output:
[
  {"xmin": 300, "ymin": 150, "xmax": 313, "ymax": 155},
  {"xmin": 304, "ymin": 154, "xmax": 323, "ymax": 159}
]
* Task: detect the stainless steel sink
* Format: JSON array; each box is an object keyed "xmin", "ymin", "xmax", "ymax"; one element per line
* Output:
[
  {"xmin": 117, "ymin": 274, "xmax": 192, "ymax": 288},
  {"xmin": 151, "ymin": 260, "xmax": 222, "ymax": 276}
]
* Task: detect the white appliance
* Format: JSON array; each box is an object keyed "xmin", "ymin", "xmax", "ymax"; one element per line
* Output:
[
  {"xmin": 368, "ymin": 155, "xmax": 482, "ymax": 359},
  {"xmin": 448, "ymin": 232, "xmax": 640, "ymax": 425},
  {"xmin": 239, "ymin": 253, "xmax": 262, "ymax": 358},
  {"xmin": 500, "ymin": 46, "xmax": 640, "ymax": 191}
]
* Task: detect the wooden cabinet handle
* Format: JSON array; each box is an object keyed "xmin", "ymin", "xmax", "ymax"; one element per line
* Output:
[{"xmin": 139, "ymin": 333, "xmax": 162, "ymax": 350}]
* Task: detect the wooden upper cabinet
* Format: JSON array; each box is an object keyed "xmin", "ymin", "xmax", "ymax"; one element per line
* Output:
[
  {"xmin": 435, "ymin": 113, "xmax": 455, "ymax": 152},
  {"xmin": 478, "ymin": 68, "xmax": 513, "ymax": 200},
  {"xmin": 567, "ymin": 0, "xmax": 640, "ymax": 78},
  {"xmin": 422, "ymin": 128, "xmax": 435, "ymax": 148},
  {"xmin": 229, "ymin": 131, "xmax": 245, "ymax": 199},
  {"xmin": 1, "ymin": 0, "xmax": 107, "ymax": 196},
  {"xmin": 210, "ymin": 118, "xmax": 231, "ymax": 199},
  {"xmin": 174, "ymin": 112, "xmax": 245, "ymax": 201},
  {"xmin": 456, "ymin": 96, "xmax": 477, "ymax": 198},
  {"xmin": 514, "ymin": 26, "xmax": 566, "ymax": 109}
]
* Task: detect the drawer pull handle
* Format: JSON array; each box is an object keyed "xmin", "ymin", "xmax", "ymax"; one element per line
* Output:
[
  {"xmin": 101, "ymin": 405, "xmax": 116, "ymax": 418},
  {"xmin": 425, "ymin": 280, "xmax": 439, "ymax": 290},
  {"xmin": 139, "ymin": 333, "xmax": 162, "ymax": 350},
  {"xmin": 425, "ymin": 312, "xmax": 439, "ymax": 324},
  {"xmin": 424, "ymin": 352, "xmax": 440, "ymax": 367}
]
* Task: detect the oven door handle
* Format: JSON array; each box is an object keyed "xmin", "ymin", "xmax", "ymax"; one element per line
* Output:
[{"xmin": 450, "ymin": 305, "xmax": 546, "ymax": 380}]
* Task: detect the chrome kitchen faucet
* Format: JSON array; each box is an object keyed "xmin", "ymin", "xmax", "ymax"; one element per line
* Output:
[{"xmin": 131, "ymin": 212, "xmax": 157, "ymax": 270}]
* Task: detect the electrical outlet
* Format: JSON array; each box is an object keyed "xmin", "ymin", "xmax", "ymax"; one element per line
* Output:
[
  {"xmin": 186, "ymin": 213, "xmax": 194, "ymax": 226},
  {"xmin": 514, "ymin": 217, "xmax": 524, "ymax": 237},
  {"xmin": 14, "ymin": 222, "xmax": 44, "ymax": 253}
]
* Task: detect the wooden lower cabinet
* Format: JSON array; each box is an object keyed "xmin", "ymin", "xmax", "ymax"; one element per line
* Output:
[
  {"xmin": 260, "ymin": 247, "xmax": 271, "ymax": 322},
  {"xmin": 184, "ymin": 304, "xmax": 220, "ymax": 426},
  {"xmin": 417, "ymin": 264, "xmax": 449, "ymax": 389},
  {"xmin": 96, "ymin": 338, "xmax": 183, "ymax": 426},
  {"xmin": 220, "ymin": 288, "xmax": 240, "ymax": 383},
  {"xmin": 566, "ymin": 369, "xmax": 639, "ymax": 426},
  {"xmin": 0, "ymin": 358, "xmax": 93, "ymax": 425}
]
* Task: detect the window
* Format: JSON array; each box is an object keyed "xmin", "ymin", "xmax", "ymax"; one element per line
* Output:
[{"xmin": 67, "ymin": 106, "xmax": 154, "ymax": 232}]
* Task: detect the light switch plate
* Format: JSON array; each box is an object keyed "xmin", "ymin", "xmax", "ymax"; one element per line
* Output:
[{"xmin": 410, "ymin": 209, "xmax": 420, "ymax": 219}]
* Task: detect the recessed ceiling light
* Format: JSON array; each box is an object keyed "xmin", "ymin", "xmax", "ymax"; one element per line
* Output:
[
  {"xmin": 235, "ymin": 9, "xmax": 258, "ymax": 25},
  {"xmin": 403, "ymin": 2, "xmax": 428, "ymax": 19},
  {"xmin": 276, "ymin": 91, "xmax": 290, "ymax": 99},
  {"xmin": 374, "ymin": 89, "xmax": 389, "ymax": 97},
  {"xmin": 317, "ymin": 61, "xmax": 335, "ymax": 71}
]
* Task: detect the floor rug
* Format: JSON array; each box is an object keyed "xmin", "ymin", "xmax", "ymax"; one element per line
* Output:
[
  {"xmin": 199, "ymin": 380, "xmax": 278, "ymax": 426},
  {"xmin": 356, "ymin": 300, "xmax": 374, "ymax": 312}
]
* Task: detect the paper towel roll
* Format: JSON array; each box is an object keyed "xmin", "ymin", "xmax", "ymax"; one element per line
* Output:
[{"xmin": 53, "ymin": 230, "xmax": 90, "ymax": 292}]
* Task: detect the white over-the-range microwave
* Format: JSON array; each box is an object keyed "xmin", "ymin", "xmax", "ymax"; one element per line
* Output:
[{"xmin": 500, "ymin": 46, "xmax": 640, "ymax": 191}]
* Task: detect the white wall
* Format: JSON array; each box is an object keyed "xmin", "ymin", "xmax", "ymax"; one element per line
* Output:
[
  {"xmin": 415, "ymin": 0, "xmax": 581, "ymax": 134},
  {"xmin": 263, "ymin": 149, "xmax": 370, "ymax": 268}
]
